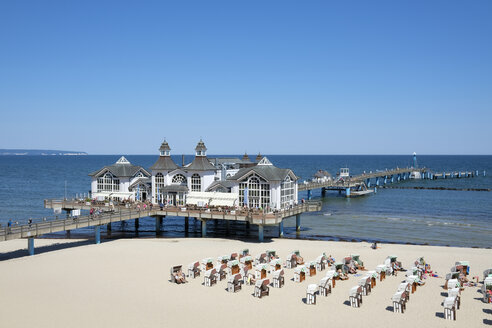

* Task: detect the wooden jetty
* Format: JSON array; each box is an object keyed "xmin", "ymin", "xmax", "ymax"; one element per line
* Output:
[{"xmin": 0, "ymin": 200, "xmax": 322, "ymax": 254}]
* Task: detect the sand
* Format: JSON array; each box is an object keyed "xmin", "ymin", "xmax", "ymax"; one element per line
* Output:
[{"xmin": 0, "ymin": 237, "xmax": 491, "ymax": 328}]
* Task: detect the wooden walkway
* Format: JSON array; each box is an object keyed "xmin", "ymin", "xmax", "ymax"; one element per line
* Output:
[{"xmin": 0, "ymin": 200, "xmax": 322, "ymax": 243}]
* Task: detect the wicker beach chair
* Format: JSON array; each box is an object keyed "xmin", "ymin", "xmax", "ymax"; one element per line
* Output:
[
  {"xmin": 285, "ymin": 253, "xmax": 297, "ymax": 269},
  {"xmin": 315, "ymin": 254, "xmax": 326, "ymax": 272},
  {"xmin": 204, "ymin": 268, "xmax": 217, "ymax": 287},
  {"xmin": 170, "ymin": 265, "xmax": 186, "ymax": 284},
  {"xmin": 269, "ymin": 258, "xmax": 282, "ymax": 273},
  {"xmin": 358, "ymin": 276, "xmax": 371, "ymax": 296},
  {"xmin": 227, "ymin": 259, "xmax": 240, "ymax": 275},
  {"xmin": 255, "ymin": 264, "xmax": 268, "ymax": 280},
  {"xmin": 227, "ymin": 273, "xmax": 242, "ymax": 293},
  {"xmin": 349, "ymin": 285, "xmax": 363, "ymax": 307},
  {"xmin": 272, "ymin": 269, "xmax": 284, "ymax": 288},
  {"xmin": 215, "ymin": 264, "xmax": 227, "ymax": 281},
  {"xmin": 443, "ymin": 296, "xmax": 457, "ymax": 320},
  {"xmin": 483, "ymin": 268, "xmax": 492, "ymax": 280},
  {"xmin": 481, "ymin": 277, "xmax": 492, "ymax": 303},
  {"xmin": 392, "ymin": 291, "xmax": 407, "ymax": 313},
  {"xmin": 187, "ymin": 261, "xmax": 200, "ymax": 278},
  {"xmin": 240, "ymin": 255, "xmax": 253, "ymax": 270},
  {"xmin": 294, "ymin": 265, "xmax": 307, "ymax": 283},
  {"xmin": 306, "ymin": 284, "xmax": 318, "ymax": 305},
  {"xmin": 319, "ymin": 276, "xmax": 332, "ymax": 296},
  {"xmin": 305, "ymin": 261, "xmax": 316, "ymax": 277},
  {"xmin": 448, "ymin": 288, "xmax": 461, "ymax": 308},
  {"xmin": 201, "ymin": 258, "xmax": 214, "ymax": 271},
  {"xmin": 325, "ymin": 270, "xmax": 337, "ymax": 288},
  {"xmin": 254, "ymin": 278, "xmax": 270, "ymax": 298},
  {"xmin": 351, "ymin": 254, "xmax": 364, "ymax": 269},
  {"xmin": 255, "ymin": 253, "xmax": 267, "ymax": 265},
  {"xmin": 397, "ymin": 282, "xmax": 411, "ymax": 301},
  {"xmin": 293, "ymin": 250, "xmax": 304, "ymax": 265}
]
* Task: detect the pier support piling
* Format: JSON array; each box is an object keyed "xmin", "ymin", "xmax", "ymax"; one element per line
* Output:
[
  {"xmin": 321, "ymin": 188, "xmax": 326, "ymax": 197},
  {"xmin": 307, "ymin": 190, "xmax": 312, "ymax": 200},
  {"xmin": 155, "ymin": 216, "xmax": 163, "ymax": 233},
  {"xmin": 258, "ymin": 225, "xmax": 264, "ymax": 242},
  {"xmin": 279, "ymin": 221, "xmax": 284, "ymax": 238},
  {"xmin": 135, "ymin": 218, "xmax": 139, "ymax": 231},
  {"xmin": 95, "ymin": 225, "xmax": 101, "ymax": 244},
  {"xmin": 226, "ymin": 220, "xmax": 230, "ymax": 235},
  {"xmin": 201, "ymin": 220, "xmax": 207, "ymax": 237},
  {"xmin": 345, "ymin": 187, "xmax": 351, "ymax": 198},
  {"xmin": 296, "ymin": 214, "xmax": 301, "ymax": 232},
  {"xmin": 184, "ymin": 217, "xmax": 189, "ymax": 232},
  {"xmin": 107, "ymin": 223, "xmax": 111, "ymax": 232},
  {"xmin": 27, "ymin": 237, "xmax": 34, "ymax": 256}
]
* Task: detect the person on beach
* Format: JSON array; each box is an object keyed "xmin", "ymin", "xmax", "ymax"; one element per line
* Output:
[
  {"xmin": 7, "ymin": 219, "xmax": 12, "ymax": 233},
  {"xmin": 173, "ymin": 270, "xmax": 187, "ymax": 284},
  {"xmin": 28, "ymin": 218, "xmax": 32, "ymax": 228},
  {"xmin": 371, "ymin": 242, "xmax": 378, "ymax": 249}
]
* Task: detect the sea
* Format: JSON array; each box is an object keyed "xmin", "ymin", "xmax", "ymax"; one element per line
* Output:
[{"xmin": 0, "ymin": 155, "xmax": 490, "ymax": 248}]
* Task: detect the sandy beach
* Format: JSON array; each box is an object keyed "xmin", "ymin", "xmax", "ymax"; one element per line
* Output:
[{"xmin": 0, "ymin": 237, "xmax": 490, "ymax": 328}]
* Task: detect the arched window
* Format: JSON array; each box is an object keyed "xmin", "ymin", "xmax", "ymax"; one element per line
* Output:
[
  {"xmin": 191, "ymin": 174, "xmax": 201, "ymax": 192},
  {"xmin": 155, "ymin": 173, "xmax": 165, "ymax": 201},
  {"xmin": 97, "ymin": 172, "xmax": 120, "ymax": 192},
  {"xmin": 281, "ymin": 176, "xmax": 294, "ymax": 208},
  {"xmin": 239, "ymin": 174, "xmax": 270, "ymax": 208},
  {"xmin": 172, "ymin": 174, "xmax": 187, "ymax": 185}
]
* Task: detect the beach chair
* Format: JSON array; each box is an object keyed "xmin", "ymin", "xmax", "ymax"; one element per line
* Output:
[
  {"xmin": 455, "ymin": 261, "xmax": 469, "ymax": 276},
  {"xmin": 201, "ymin": 258, "xmax": 214, "ymax": 271},
  {"xmin": 392, "ymin": 291, "xmax": 407, "ymax": 313},
  {"xmin": 444, "ymin": 272, "xmax": 460, "ymax": 289},
  {"xmin": 319, "ymin": 276, "xmax": 332, "ymax": 296},
  {"xmin": 285, "ymin": 253, "xmax": 297, "ymax": 269},
  {"xmin": 269, "ymin": 258, "xmax": 282, "ymax": 273},
  {"xmin": 483, "ymin": 268, "xmax": 492, "ymax": 280},
  {"xmin": 405, "ymin": 275, "xmax": 420, "ymax": 293},
  {"xmin": 481, "ymin": 277, "xmax": 492, "ymax": 303},
  {"xmin": 228, "ymin": 259, "xmax": 240, "ymax": 275},
  {"xmin": 351, "ymin": 254, "xmax": 364, "ymax": 269},
  {"xmin": 254, "ymin": 278, "xmax": 270, "ymax": 298},
  {"xmin": 266, "ymin": 249, "xmax": 277, "ymax": 260},
  {"xmin": 294, "ymin": 266, "xmax": 307, "ymax": 283},
  {"xmin": 239, "ymin": 248, "xmax": 250, "ymax": 258},
  {"xmin": 229, "ymin": 252, "xmax": 238, "ymax": 261},
  {"xmin": 188, "ymin": 261, "xmax": 200, "ymax": 278},
  {"xmin": 255, "ymin": 264, "xmax": 268, "ymax": 280},
  {"xmin": 170, "ymin": 265, "xmax": 186, "ymax": 284},
  {"xmin": 315, "ymin": 254, "xmax": 327, "ymax": 271},
  {"xmin": 240, "ymin": 255, "xmax": 253, "ymax": 270},
  {"xmin": 227, "ymin": 273, "xmax": 242, "ymax": 293},
  {"xmin": 272, "ymin": 269, "xmax": 285, "ymax": 288},
  {"xmin": 204, "ymin": 268, "xmax": 217, "ymax": 287},
  {"xmin": 325, "ymin": 270, "xmax": 337, "ymax": 288},
  {"xmin": 366, "ymin": 271, "xmax": 377, "ymax": 288},
  {"xmin": 349, "ymin": 286, "xmax": 363, "ymax": 307},
  {"xmin": 406, "ymin": 267, "xmax": 420, "ymax": 279},
  {"xmin": 217, "ymin": 255, "xmax": 229, "ymax": 267},
  {"xmin": 306, "ymin": 284, "xmax": 318, "ymax": 305},
  {"xmin": 293, "ymin": 250, "xmax": 304, "ymax": 265},
  {"xmin": 448, "ymin": 288, "xmax": 461, "ymax": 309},
  {"xmin": 447, "ymin": 278, "xmax": 461, "ymax": 290},
  {"xmin": 358, "ymin": 276, "xmax": 371, "ymax": 296},
  {"xmin": 344, "ymin": 256, "xmax": 356, "ymax": 274},
  {"xmin": 240, "ymin": 266, "xmax": 254, "ymax": 285},
  {"xmin": 255, "ymin": 253, "xmax": 267, "ymax": 265},
  {"xmin": 443, "ymin": 296, "xmax": 457, "ymax": 320},
  {"xmin": 305, "ymin": 261, "xmax": 316, "ymax": 277},
  {"xmin": 386, "ymin": 255, "xmax": 403, "ymax": 272},
  {"xmin": 215, "ymin": 264, "xmax": 227, "ymax": 281}
]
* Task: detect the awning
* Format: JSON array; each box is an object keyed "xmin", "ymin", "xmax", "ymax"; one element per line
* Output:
[
  {"xmin": 161, "ymin": 185, "xmax": 189, "ymax": 193},
  {"xmin": 186, "ymin": 191, "xmax": 238, "ymax": 207}
]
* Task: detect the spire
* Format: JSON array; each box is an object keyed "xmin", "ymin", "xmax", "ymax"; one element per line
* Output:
[
  {"xmin": 159, "ymin": 140, "xmax": 171, "ymax": 156},
  {"xmin": 242, "ymin": 152, "xmax": 250, "ymax": 162},
  {"xmin": 195, "ymin": 139, "xmax": 207, "ymax": 157},
  {"xmin": 255, "ymin": 152, "xmax": 262, "ymax": 162}
]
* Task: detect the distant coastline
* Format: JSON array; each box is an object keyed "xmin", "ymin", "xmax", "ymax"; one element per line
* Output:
[{"xmin": 0, "ymin": 149, "xmax": 88, "ymax": 156}]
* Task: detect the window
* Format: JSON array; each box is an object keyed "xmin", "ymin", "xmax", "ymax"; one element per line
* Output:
[
  {"xmin": 239, "ymin": 174, "xmax": 270, "ymax": 209},
  {"xmin": 97, "ymin": 172, "xmax": 119, "ymax": 192},
  {"xmin": 155, "ymin": 173, "xmax": 165, "ymax": 201},
  {"xmin": 281, "ymin": 176, "xmax": 295, "ymax": 208},
  {"xmin": 191, "ymin": 174, "xmax": 201, "ymax": 192},
  {"xmin": 172, "ymin": 174, "xmax": 187, "ymax": 185}
]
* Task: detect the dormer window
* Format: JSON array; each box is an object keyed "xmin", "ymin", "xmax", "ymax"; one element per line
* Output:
[{"xmin": 160, "ymin": 150, "xmax": 170, "ymax": 156}]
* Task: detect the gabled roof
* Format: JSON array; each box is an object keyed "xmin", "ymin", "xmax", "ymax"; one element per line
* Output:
[
  {"xmin": 185, "ymin": 156, "xmax": 216, "ymax": 171},
  {"xmin": 89, "ymin": 156, "xmax": 150, "ymax": 178},
  {"xmin": 128, "ymin": 177, "xmax": 151, "ymax": 191},
  {"xmin": 150, "ymin": 156, "xmax": 179, "ymax": 171},
  {"xmin": 205, "ymin": 180, "xmax": 236, "ymax": 192},
  {"xmin": 227, "ymin": 157, "xmax": 297, "ymax": 182}
]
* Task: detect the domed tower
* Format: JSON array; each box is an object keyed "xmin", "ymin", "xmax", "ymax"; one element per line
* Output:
[
  {"xmin": 150, "ymin": 140, "xmax": 179, "ymax": 171},
  {"xmin": 195, "ymin": 139, "xmax": 207, "ymax": 157}
]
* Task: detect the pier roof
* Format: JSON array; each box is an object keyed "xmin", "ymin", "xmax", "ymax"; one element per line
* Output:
[
  {"xmin": 205, "ymin": 180, "xmax": 236, "ymax": 192},
  {"xmin": 150, "ymin": 156, "xmax": 179, "ymax": 171},
  {"xmin": 89, "ymin": 156, "xmax": 150, "ymax": 178},
  {"xmin": 184, "ymin": 156, "xmax": 216, "ymax": 171},
  {"xmin": 228, "ymin": 157, "xmax": 296, "ymax": 182}
]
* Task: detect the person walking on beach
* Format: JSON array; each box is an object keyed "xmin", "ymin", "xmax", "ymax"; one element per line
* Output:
[{"xmin": 7, "ymin": 219, "xmax": 12, "ymax": 233}]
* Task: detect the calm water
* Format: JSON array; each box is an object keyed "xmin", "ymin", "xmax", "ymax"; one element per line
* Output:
[{"xmin": 0, "ymin": 155, "xmax": 490, "ymax": 248}]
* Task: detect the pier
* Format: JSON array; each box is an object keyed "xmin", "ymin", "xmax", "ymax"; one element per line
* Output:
[{"xmin": 0, "ymin": 200, "xmax": 322, "ymax": 254}]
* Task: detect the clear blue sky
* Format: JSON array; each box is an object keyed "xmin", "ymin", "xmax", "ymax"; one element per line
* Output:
[{"xmin": 0, "ymin": 1, "xmax": 491, "ymax": 155}]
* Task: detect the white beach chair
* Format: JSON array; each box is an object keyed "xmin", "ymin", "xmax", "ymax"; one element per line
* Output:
[
  {"xmin": 305, "ymin": 261, "xmax": 316, "ymax": 277},
  {"xmin": 255, "ymin": 264, "xmax": 268, "ymax": 280},
  {"xmin": 358, "ymin": 276, "xmax": 371, "ymax": 296},
  {"xmin": 272, "ymin": 269, "xmax": 284, "ymax": 288},
  {"xmin": 315, "ymin": 255, "xmax": 326, "ymax": 272},
  {"xmin": 349, "ymin": 286, "xmax": 363, "ymax": 307},
  {"xmin": 204, "ymin": 268, "xmax": 217, "ymax": 287},
  {"xmin": 325, "ymin": 270, "xmax": 337, "ymax": 288},
  {"xmin": 254, "ymin": 253, "xmax": 267, "ymax": 265},
  {"xmin": 239, "ymin": 255, "xmax": 253, "ymax": 270},
  {"xmin": 187, "ymin": 261, "xmax": 200, "ymax": 278},
  {"xmin": 392, "ymin": 291, "xmax": 407, "ymax": 313},
  {"xmin": 201, "ymin": 258, "xmax": 214, "ymax": 272},
  {"xmin": 306, "ymin": 284, "xmax": 318, "ymax": 305},
  {"xmin": 319, "ymin": 276, "xmax": 332, "ymax": 296},
  {"xmin": 254, "ymin": 278, "xmax": 270, "ymax": 298},
  {"xmin": 227, "ymin": 259, "xmax": 240, "ymax": 275},
  {"xmin": 481, "ymin": 276, "xmax": 492, "ymax": 303},
  {"xmin": 397, "ymin": 282, "xmax": 411, "ymax": 301},
  {"xmin": 170, "ymin": 265, "xmax": 185, "ymax": 284},
  {"xmin": 215, "ymin": 264, "xmax": 227, "ymax": 281},
  {"xmin": 483, "ymin": 268, "xmax": 492, "ymax": 280},
  {"xmin": 366, "ymin": 270, "xmax": 377, "ymax": 288},
  {"xmin": 448, "ymin": 288, "xmax": 461, "ymax": 309},
  {"xmin": 447, "ymin": 278, "xmax": 461, "ymax": 290},
  {"xmin": 285, "ymin": 253, "xmax": 297, "ymax": 269},
  {"xmin": 376, "ymin": 264, "xmax": 388, "ymax": 281},
  {"xmin": 443, "ymin": 296, "xmax": 457, "ymax": 320},
  {"xmin": 269, "ymin": 259, "xmax": 282, "ymax": 273},
  {"xmin": 227, "ymin": 273, "xmax": 242, "ymax": 293},
  {"xmin": 294, "ymin": 266, "xmax": 307, "ymax": 283}
]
